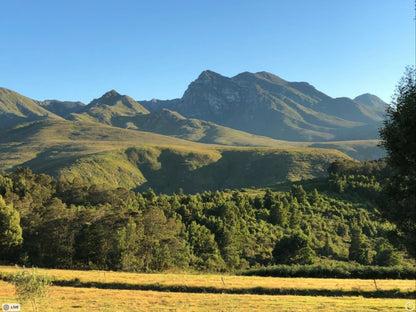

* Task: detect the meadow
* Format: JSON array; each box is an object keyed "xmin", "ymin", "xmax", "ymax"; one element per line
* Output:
[{"xmin": 0, "ymin": 266, "xmax": 414, "ymax": 311}]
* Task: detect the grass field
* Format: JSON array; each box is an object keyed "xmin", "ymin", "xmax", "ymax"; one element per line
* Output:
[
  {"xmin": 1, "ymin": 266, "xmax": 415, "ymax": 293},
  {"xmin": 0, "ymin": 281, "xmax": 412, "ymax": 312},
  {"xmin": 0, "ymin": 266, "xmax": 414, "ymax": 311}
]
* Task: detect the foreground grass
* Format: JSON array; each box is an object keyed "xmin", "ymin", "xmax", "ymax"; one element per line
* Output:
[
  {"xmin": 0, "ymin": 266, "xmax": 414, "ymax": 293},
  {"xmin": 0, "ymin": 281, "xmax": 412, "ymax": 312}
]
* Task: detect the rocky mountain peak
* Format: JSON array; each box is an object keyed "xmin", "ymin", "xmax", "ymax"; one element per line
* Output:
[{"xmin": 102, "ymin": 89, "xmax": 121, "ymax": 99}]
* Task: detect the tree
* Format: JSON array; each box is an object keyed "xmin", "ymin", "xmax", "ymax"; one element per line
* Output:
[
  {"xmin": 0, "ymin": 195, "xmax": 23, "ymax": 261},
  {"xmin": 378, "ymin": 67, "xmax": 416, "ymax": 258},
  {"xmin": 188, "ymin": 221, "xmax": 223, "ymax": 270},
  {"xmin": 349, "ymin": 225, "xmax": 371, "ymax": 264},
  {"xmin": 373, "ymin": 238, "xmax": 402, "ymax": 266},
  {"xmin": 10, "ymin": 268, "xmax": 52, "ymax": 312},
  {"xmin": 272, "ymin": 231, "xmax": 315, "ymax": 264},
  {"xmin": 117, "ymin": 217, "xmax": 144, "ymax": 271},
  {"xmin": 291, "ymin": 185, "xmax": 307, "ymax": 203},
  {"xmin": 270, "ymin": 202, "xmax": 288, "ymax": 227}
]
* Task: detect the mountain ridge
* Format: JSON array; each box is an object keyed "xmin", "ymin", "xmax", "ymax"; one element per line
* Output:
[
  {"xmin": 1, "ymin": 70, "xmax": 387, "ymax": 161},
  {"xmin": 0, "ymin": 87, "xmax": 63, "ymax": 128},
  {"xmin": 141, "ymin": 70, "xmax": 385, "ymax": 142}
]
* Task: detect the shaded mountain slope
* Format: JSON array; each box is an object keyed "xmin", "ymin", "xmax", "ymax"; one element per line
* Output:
[
  {"xmin": 114, "ymin": 108, "xmax": 294, "ymax": 146},
  {"xmin": 40, "ymin": 100, "xmax": 85, "ymax": 118},
  {"xmin": 354, "ymin": 93, "xmax": 388, "ymax": 110}
]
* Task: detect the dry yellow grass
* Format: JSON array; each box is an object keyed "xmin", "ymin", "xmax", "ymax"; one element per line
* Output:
[
  {"xmin": 0, "ymin": 281, "xmax": 412, "ymax": 312},
  {"xmin": 1, "ymin": 266, "xmax": 415, "ymax": 293}
]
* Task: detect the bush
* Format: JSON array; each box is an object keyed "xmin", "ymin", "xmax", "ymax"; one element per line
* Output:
[
  {"xmin": 239, "ymin": 263, "xmax": 416, "ymax": 279},
  {"xmin": 10, "ymin": 267, "xmax": 52, "ymax": 312}
]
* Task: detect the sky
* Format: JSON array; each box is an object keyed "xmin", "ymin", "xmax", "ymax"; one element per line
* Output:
[{"xmin": 0, "ymin": 0, "xmax": 414, "ymax": 104}]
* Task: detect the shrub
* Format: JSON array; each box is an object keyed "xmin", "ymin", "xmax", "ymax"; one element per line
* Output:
[{"xmin": 10, "ymin": 267, "xmax": 52, "ymax": 312}]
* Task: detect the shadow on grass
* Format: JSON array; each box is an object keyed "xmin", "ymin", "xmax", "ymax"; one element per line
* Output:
[
  {"xmin": 1, "ymin": 272, "xmax": 414, "ymax": 298},
  {"xmin": 51, "ymin": 279, "xmax": 415, "ymax": 299}
]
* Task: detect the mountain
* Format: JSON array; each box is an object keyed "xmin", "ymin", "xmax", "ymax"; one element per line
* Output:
[
  {"xmin": 0, "ymin": 87, "xmax": 62, "ymax": 128},
  {"xmin": 0, "ymin": 80, "xmax": 386, "ymax": 192},
  {"xmin": 354, "ymin": 93, "xmax": 388, "ymax": 110},
  {"xmin": 142, "ymin": 71, "xmax": 385, "ymax": 141},
  {"xmin": 140, "ymin": 98, "xmax": 181, "ymax": 112},
  {"xmin": 108, "ymin": 108, "xmax": 295, "ymax": 146},
  {"xmin": 69, "ymin": 90, "xmax": 149, "ymax": 125},
  {"xmin": 71, "ymin": 90, "xmax": 297, "ymax": 147},
  {"xmin": 39, "ymin": 100, "xmax": 85, "ymax": 118}
]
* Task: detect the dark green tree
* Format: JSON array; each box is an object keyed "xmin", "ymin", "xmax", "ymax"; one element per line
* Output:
[
  {"xmin": 291, "ymin": 185, "xmax": 307, "ymax": 203},
  {"xmin": 378, "ymin": 67, "xmax": 416, "ymax": 258},
  {"xmin": 270, "ymin": 202, "xmax": 288, "ymax": 227},
  {"xmin": 349, "ymin": 225, "xmax": 371, "ymax": 264},
  {"xmin": 373, "ymin": 238, "xmax": 402, "ymax": 266},
  {"xmin": 272, "ymin": 231, "xmax": 315, "ymax": 264}
]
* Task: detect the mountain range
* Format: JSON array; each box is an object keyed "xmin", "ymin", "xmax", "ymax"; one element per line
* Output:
[
  {"xmin": 0, "ymin": 70, "xmax": 388, "ymax": 192},
  {"xmin": 141, "ymin": 71, "xmax": 386, "ymax": 141}
]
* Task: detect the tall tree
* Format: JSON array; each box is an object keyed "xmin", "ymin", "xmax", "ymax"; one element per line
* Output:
[
  {"xmin": 0, "ymin": 195, "xmax": 23, "ymax": 261},
  {"xmin": 348, "ymin": 225, "xmax": 371, "ymax": 264},
  {"xmin": 378, "ymin": 67, "xmax": 416, "ymax": 258}
]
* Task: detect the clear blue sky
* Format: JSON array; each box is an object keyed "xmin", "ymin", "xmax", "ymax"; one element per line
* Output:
[{"xmin": 0, "ymin": 0, "xmax": 414, "ymax": 104}]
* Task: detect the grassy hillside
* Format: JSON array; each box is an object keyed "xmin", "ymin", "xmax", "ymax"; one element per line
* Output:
[
  {"xmin": 0, "ymin": 119, "xmax": 204, "ymax": 173},
  {"xmin": 0, "ymin": 87, "xmax": 62, "ymax": 128},
  {"xmin": 0, "ymin": 119, "xmax": 350, "ymax": 193},
  {"xmin": 70, "ymin": 90, "xmax": 149, "ymax": 125},
  {"xmin": 56, "ymin": 145, "xmax": 349, "ymax": 193},
  {"xmin": 307, "ymin": 140, "xmax": 385, "ymax": 160}
]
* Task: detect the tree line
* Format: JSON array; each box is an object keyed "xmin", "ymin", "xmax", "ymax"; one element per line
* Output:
[{"xmin": 0, "ymin": 162, "xmax": 409, "ymax": 273}]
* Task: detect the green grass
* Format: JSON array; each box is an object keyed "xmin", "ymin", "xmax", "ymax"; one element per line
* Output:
[
  {"xmin": 0, "ymin": 87, "xmax": 62, "ymax": 128},
  {"xmin": 0, "ymin": 119, "xmax": 353, "ymax": 193}
]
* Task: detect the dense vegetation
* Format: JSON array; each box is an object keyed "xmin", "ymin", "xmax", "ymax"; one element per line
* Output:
[
  {"xmin": 0, "ymin": 158, "xmax": 412, "ymax": 275},
  {"xmin": 378, "ymin": 67, "xmax": 416, "ymax": 258}
]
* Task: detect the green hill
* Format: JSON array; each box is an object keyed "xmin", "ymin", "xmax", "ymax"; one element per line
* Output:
[
  {"xmin": 308, "ymin": 140, "xmax": 385, "ymax": 160},
  {"xmin": 0, "ymin": 118, "xmax": 350, "ymax": 193},
  {"xmin": 58, "ymin": 145, "xmax": 350, "ymax": 193},
  {"xmin": 0, "ymin": 118, "xmax": 201, "ymax": 171},
  {"xmin": 0, "ymin": 87, "xmax": 62, "ymax": 128},
  {"xmin": 69, "ymin": 89, "xmax": 149, "ymax": 124}
]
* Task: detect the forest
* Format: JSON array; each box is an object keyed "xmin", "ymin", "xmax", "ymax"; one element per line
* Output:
[{"xmin": 0, "ymin": 159, "xmax": 413, "ymax": 275}]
